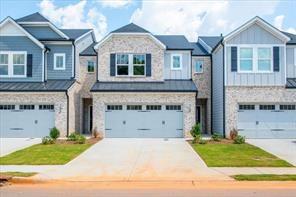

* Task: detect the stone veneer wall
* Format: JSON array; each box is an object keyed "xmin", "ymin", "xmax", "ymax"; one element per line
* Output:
[
  {"xmin": 97, "ymin": 35, "xmax": 165, "ymax": 82},
  {"xmin": 67, "ymin": 82, "xmax": 81, "ymax": 133},
  {"xmin": 92, "ymin": 92, "xmax": 196, "ymax": 138},
  {"xmin": 225, "ymin": 86, "xmax": 296, "ymax": 137}
]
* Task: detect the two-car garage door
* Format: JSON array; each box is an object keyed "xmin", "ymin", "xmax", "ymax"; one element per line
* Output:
[
  {"xmin": 105, "ymin": 104, "xmax": 183, "ymax": 138},
  {"xmin": 238, "ymin": 104, "xmax": 296, "ymax": 138},
  {"xmin": 0, "ymin": 104, "xmax": 55, "ymax": 138}
]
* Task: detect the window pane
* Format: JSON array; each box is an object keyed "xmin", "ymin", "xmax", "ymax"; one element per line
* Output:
[
  {"xmin": 133, "ymin": 65, "xmax": 144, "ymax": 75},
  {"xmin": 0, "ymin": 54, "xmax": 8, "ymax": 64},
  {"xmin": 173, "ymin": 56, "xmax": 180, "ymax": 68},
  {"xmin": 240, "ymin": 60, "xmax": 253, "ymax": 71},
  {"xmin": 195, "ymin": 61, "xmax": 203, "ymax": 73},
  {"xmin": 117, "ymin": 65, "xmax": 128, "ymax": 75},
  {"xmin": 117, "ymin": 54, "xmax": 128, "ymax": 64},
  {"xmin": 0, "ymin": 65, "xmax": 8, "ymax": 75},
  {"xmin": 133, "ymin": 55, "xmax": 145, "ymax": 64},
  {"xmin": 258, "ymin": 60, "xmax": 271, "ymax": 71},
  {"xmin": 13, "ymin": 65, "xmax": 25, "ymax": 75},
  {"xmin": 56, "ymin": 56, "xmax": 64, "ymax": 68},
  {"xmin": 258, "ymin": 48, "xmax": 271, "ymax": 59},
  {"xmin": 240, "ymin": 48, "xmax": 252, "ymax": 58},
  {"xmin": 88, "ymin": 61, "xmax": 94, "ymax": 72},
  {"xmin": 13, "ymin": 54, "xmax": 25, "ymax": 64}
]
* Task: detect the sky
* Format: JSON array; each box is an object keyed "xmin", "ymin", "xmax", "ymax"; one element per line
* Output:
[{"xmin": 0, "ymin": 0, "xmax": 295, "ymax": 41}]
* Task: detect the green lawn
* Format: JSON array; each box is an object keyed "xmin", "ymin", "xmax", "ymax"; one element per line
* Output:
[
  {"xmin": 233, "ymin": 174, "xmax": 296, "ymax": 181},
  {"xmin": 190, "ymin": 142, "xmax": 292, "ymax": 167},
  {"xmin": 0, "ymin": 143, "xmax": 92, "ymax": 165},
  {"xmin": 0, "ymin": 172, "xmax": 37, "ymax": 177}
]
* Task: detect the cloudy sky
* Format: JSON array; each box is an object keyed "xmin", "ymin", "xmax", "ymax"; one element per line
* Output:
[{"xmin": 1, "ymin": 0, "xmax": 295, "ymax": 41}]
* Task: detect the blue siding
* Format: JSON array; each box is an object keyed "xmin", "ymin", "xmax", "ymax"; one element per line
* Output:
[
  {"xmin": 22, "ymin": 26, "xmax": 62, "ymax": 40},
  {"xmin": 46, "ymin": 44, "xmax": 73, "ymax": 79},
  {"xmin": 0, "ymin": 36, "xmax": 43, "ymax": 82}
]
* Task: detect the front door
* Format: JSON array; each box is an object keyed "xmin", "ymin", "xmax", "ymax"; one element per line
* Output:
[{"xmin": 89, "ymin": 105, "xmax": 93, "ymax": 133}]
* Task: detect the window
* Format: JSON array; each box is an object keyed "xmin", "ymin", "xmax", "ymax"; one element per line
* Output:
[
  {"xmin": 107, "ymin": 105, "xmax": 122, "ymax": 110},
  {"xmin": 116, "ymin": 54, "xmax": 129, "ymax": 76},
  {"xmin": 239, "ymin": 48, "xmax": 253, "ymax": 72},
  {"xmin": 171, "ymin": 54, "xmax": 182, "ymax": 70},
  {"xmin": 127, "ymin": 105, "xmax": 142, "ymax": 110},
  {"xmin": 194, "ymin": 60, "xmax": 203, "ymax": 73},
  {"xmin": 166, "ymin": 105, "xmax": 181, "ymax": 110},
  {"xmin": 133, "ymin": 55, "xmax": 145, "ymax": 76},
  {"xmin": 0, "ymin": 52, "xmax": 26, "ymax": 77},
  {"xmin": 20, "ymin": 105, "xmax": 35, "ymax": 110},
  {"xmin": 0, "ymin": 105, "xmax": 15, "ymax": 110},
  {"xmin": 146, "ymin": 105, "xmax": 161, "ymax": 110},
  {"xmin": 54, "ymin": 53, "xmax": 65, "ymax": 70},
  {"xmin": 294, "ymin": 48, "xmax": 296, "ymax": 66},
  {"xmin": 39, "ymin": 105, "xmax": 54, "ymax": 110},
  {"xmin": 280, "ymin": 105, "xmax": 296, "ymax": 110},
  {"xmin": 259, "ymin": 105, "xmax": 275, "ymax": 110},
  {"xmin": 87, "ymin": 61, "xmax": 95, "ymax": 73},
  {"xmin": 258, "ymin": 48, "xmax": 272, "ymax": 72},
  {"xmin": 239, "ymin": 105, "xmax": 255, "ymax": 110}
]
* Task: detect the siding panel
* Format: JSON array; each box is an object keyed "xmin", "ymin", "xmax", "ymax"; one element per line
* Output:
[
  {"xmin": 164, "ymin": 51, "xmax": 191, "ymax": 79},
  {"xmin": 287, "ymin": 47, "xmax": 296, "ymax": 78}
]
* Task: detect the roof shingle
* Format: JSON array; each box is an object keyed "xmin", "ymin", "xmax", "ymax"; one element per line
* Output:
[
  {"xmin": 155, "ymin": 35, "xmax": 193, "ymax": 50},
  {"xmin": 111, "ymin": 23, "xmax": 149, "ymax": 33},
  {"xmin": 16, "ymin": 12, "xmax": 49, "ymax": 22}
]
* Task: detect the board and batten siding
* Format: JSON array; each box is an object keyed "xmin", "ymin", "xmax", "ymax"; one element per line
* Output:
[
  {"xmin": 287, "ymin": 47, "xmax": 296, "ymax": 78},
  {"xmin": 0, "ymin": 36, "xmax": 43, "ymax": 82},
  {"xmin": 212, "ymin": 45, "xmax": 224, "ymax": 136},
  {"xmin": 22, "ymin": 26, "xmax": 62, "ymax": 40},
  {"xmin": 164, "ymin": 51, "xmax": 191, "ymax": 79},
  {"xmin": 46, "ymin": 44, "xmax": 73, "ymax": 79}
]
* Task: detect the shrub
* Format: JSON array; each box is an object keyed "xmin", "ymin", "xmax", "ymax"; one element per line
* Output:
[
  {"xmin": 233, "ymin": 135, "xmax": 245, "ymax": 144},
  {"xmin": 211, "ymin": 133, "xmax": 221, "ymax": 141},
  {"xmin": 76, "ymin": 135, "xmax": 86, "ymax": 144},
  {"xmin": 42, "ymin": 136, "xmax": 54, "ymax": 145},
  {"xmin": 199, "ymin": 139, "xmax": 207, "ymax": 144},
  {"xmin": 50, "ymin": 127, "xmax": 60, "ymax": 140},
  {"xmin": 67, "ymin": 133, "xmax": 79, "ymax": 141},
  {"xmin": 190, "ymin": 123, "xmax": 201, "ymax": 144},
  {"xmin": 230, "ymin": 128, "xmax": 238, "ymax": 140}
]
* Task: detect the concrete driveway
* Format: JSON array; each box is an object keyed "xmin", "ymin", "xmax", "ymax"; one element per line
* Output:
[
  {"xmin": 0, "ymin": 138, "xmax": 41, "ymax": 157},
  {"xmin": 36, "ymin": 138, "xmax": 230, "ymax": 181},
  {"xmin": 247, "ymin": 139, "xmax": 296, "ymax": 166}
]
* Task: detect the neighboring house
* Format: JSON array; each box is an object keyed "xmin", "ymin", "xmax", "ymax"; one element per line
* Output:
[{"xmin": 0, "ymin": 12, "xmax": 95, "ymax": 137}]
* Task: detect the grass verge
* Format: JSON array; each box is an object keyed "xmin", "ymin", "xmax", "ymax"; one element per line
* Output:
[
  {"xmin": 0, "ymin": 172, "xmax": 37, "ymax": 177},
  {"xmin": 233, "ymin": 174, "xmax": 296, "ymax": 181}
]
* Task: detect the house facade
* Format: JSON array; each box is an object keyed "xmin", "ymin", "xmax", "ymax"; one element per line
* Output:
[{"xmin": 0, "ymin": 13, "xmax": 295, "ymax": 139}]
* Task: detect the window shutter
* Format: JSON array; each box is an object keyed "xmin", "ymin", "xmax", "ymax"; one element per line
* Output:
[
  {"xmin": 273, "ymin": 47, "xmax": 280, "ymax": 72},
  {"xmin": 110, "ymin": 53, "xmax": 115, "ymax": 76},
  {"xmin": 146, "ymin": 54, "xmax": 151, "ymax": 76},
  {"xmin": 27, "ymin": 54, "xmax": 33, "ymax": 77},
  {"xmin": 231, "ymin": 47, "xmax": 237, "ymax": 72}
]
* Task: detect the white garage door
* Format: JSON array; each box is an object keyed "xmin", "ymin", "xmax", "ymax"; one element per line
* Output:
[
  {"xmin": 0, "ymin": 104, "xmax": 55, "ymax": 138},
  {"xmin": 237, "ymin": 104, "xmax": 296, "ymax": 138},
  {"xmin": 105, "ymin": 104, "xmax": 183, "ymax": 138}
]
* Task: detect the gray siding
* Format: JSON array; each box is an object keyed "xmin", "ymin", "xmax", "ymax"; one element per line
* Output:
[
  {"xmin": 287, "ymin": 47, "xmax": 296, "ymax": 78},
  {"xmin": 212, "ymin": 46, "xmax": 224, "ymax": 135},
  {"xmin": 46, "ymin": 44, "xmax": 73, "ymax": 79},
  {"xmin": 227, "ymin": 23, "xmax": 284, "ymax": 44},
  {"xmin": 164, "ymin": 51, "xmax": 191, "ymax": 79},
  {"xmin": 0, "ymin": 36, "xmax": 43, "ymax": 82},
  {"xmin": 22, "ymin": 26, "xmax": 62, "ymax": 40}
]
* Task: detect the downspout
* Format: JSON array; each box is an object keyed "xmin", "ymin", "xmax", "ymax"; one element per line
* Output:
[
  {"xmin": 72, "ymin": 41, "xmax": 76, "ymax": 79},
  {"xmin": 66, "ymin": 90, "xmax": 70, "ymax": 137},
  {"xmin": 210, "ymin": 54, "xmax": 213, "ymax": 135},
  {"xmin": 222, "ymin": 42, "xmax": 226, "ymax": 138},
  {"xmin": 96, "ymin": 49, "xmax": 99, "ymax": 81},
  {"xmin": 43, "ymin": 47, "xmax": 50, "ymax": 82}
]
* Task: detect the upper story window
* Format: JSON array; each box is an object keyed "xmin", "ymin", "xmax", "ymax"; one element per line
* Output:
[
  {"xmin": 133, "ymin": 55, "xmax": 145, "ymax": 76},
  {"xmin": 239, "ymin": 48, "xmax": 253, "ymax": 72},
  {"xmin": 116, "ymin": 54, "xmax": 129, "ymax": 76},
  {"xmin": 54, "ymin": 53, "xmax": 65, "ymax": 70},
  {"xmin": 171, "ymin": 54, "xmax": 182, "ymax": 70},
  {"xmin": 87, "ymin": 61, "xmax": 95, "ymax": 73},
  {"xmin": 0, "ymin": 52, "xmax": 26, "ymax": 77},
  {"xmin": 194, "ymin": 60, "xmax": 203, "ymax": 73},
  {"xmin": 116, "ymin": 54, "xmax": 146, "ymax": 76},
  {"xmin": 258, "ymin": 48, "xmax": 272, "ymax": 72}
]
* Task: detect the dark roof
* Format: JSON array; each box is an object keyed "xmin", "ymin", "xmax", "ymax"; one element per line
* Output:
[
  {"xmin": 16, "ymin": 12, "xmax": 49, "ymax": 22},
  {"xmin": 286, "ymin": 78, "xmax": 296, "ymax": 88},
  {"xmin": 282, "ymin": 31, "xmax": 296, "ymax": 44},
  {"xmin": 80, "ymin": 42, "xmax": 97, "ymax": 56},
  {"xmin": 155, "ymin": 35, "xmax": 193, "ymax": 50},
  {"xmin": 0, "ymin": 80, "xmax": 75, "ymax": 92},
  {"xmin": 111, "ymin": 23, "xmax": 149, "ymax": 33},
  {"xmin": 190, "ymin": 42, "xmax": 209, "ymax": 56},
  {"xmin": 60, "ymin": 29, "xmax": 92, "ymax": 40},
  {"xmin": 91, "ymin": 80, "xmax": 197, "ymax": 92},
  {"xmin": 199, "ymin": 36, "xmax": 223, "ymax": 49}
]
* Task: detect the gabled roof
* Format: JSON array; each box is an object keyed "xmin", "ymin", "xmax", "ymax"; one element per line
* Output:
[
  {"xmin": 16, "ymin": 12, "xmax": 49, "ymax": 22},
  {"xmin": 80, "ymin": 42, "xmax": 97, "ymax": 56},
  {"xmin": 155, "ymin": 35, "xmax": 193, "ymax": 50},
  {"xmin": 282, "ymin": 31, "xmax": 296, "ymax": 45},
  {"xmin": 60, "ymin": 29, "xmax": 93, "ymax": 40},
  {"xmin": 111, "ymin": 23, "xmax": 150, "ymax": 33},
  {"xmin": 198, "ymin": 36, "xmax": 223, "ymax": 50},
  {"xmin": 190, "ymin": 42, "xmax": 209, "ymax": 56}
]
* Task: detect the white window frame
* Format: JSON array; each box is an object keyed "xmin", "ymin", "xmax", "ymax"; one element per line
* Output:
[
  {"xmin": 257, "ymin": 47, "xmax": 273, "ymax": 73},
  {"xmin": 54, "ymin": 53, "xmax": 66, "ymax": 70},
  {"xmin": 0, "ymin": 51, "xmax": 27, "ymax": 77},
  {"xmin": 238, "ymin": 47, "xmax": 253, "ymax": 73},
  {"xmin": 115, "ymin": 53, "xmax": 129, "ymax": 76},
  {"xmin": 87, "ymin": 60, "xmax": 95, "ymax": 73},
  {"xmin": 194, "ymin": 60, "xmax": 204, "ymax": 73},
  {"xmin": 294, "ymin": 48, "xmax": 296, "ymax": 66},
  {"xmin": 132, "ymin": 54, "xmax": 146, "ymax": 76},
  {"xmin": 115, "ymin": 54, "xmax": 146, "ymax": 77},
  {"xmin": 171, "ymin": 54, "xmax": 182, "ymax": 70}
]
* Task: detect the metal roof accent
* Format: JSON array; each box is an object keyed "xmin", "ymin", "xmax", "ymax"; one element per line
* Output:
[
  {"xmin": 286, "ymin": 78, "xmax": 296, "ymax": 88},
  {"xmin": 16, "ymin": 12, "xmax": 49, "ymax": 22},
  {"xmin": 154, "ymin": 35, "xmax": 193, "ymax": 50}
]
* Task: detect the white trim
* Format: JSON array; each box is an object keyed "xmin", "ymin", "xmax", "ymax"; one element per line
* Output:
[
  {"xmin": 0, "ymin": 51, "xmax": 27, "ymax": 77},
  {"xmin": 223, "ymin": 16, "xmax": 290, "ymax": 43},
  {"xmin": 72, "ymin": 45, "xmax": 74, "ymax": 78},
  {"xmin": 294, "ymin": 48, "xmax": 296, "ymax": 66},
  {"xmin": 198, "ymin": 38, "xmax": 212, "ymax": 53},
  {"xmin": 74, "ymin": 30, "xmax": 93, "ymax": 43},
  {"xmin": 0, "ymin": 17, "xmax": 44, "ymax": 48},
  {"xmin": 170, "ymin": 53, "xmax": 182, "ymax": 70},
  {"xmin": 53, "ymin": 53, "xmax": 66, "ymax": 70},
  {"xmin": 115, "ymin": 53, "xmax": 146, "ymax": 77},
  {"xmin": 42, "ymin": 49, "xmax": 45, "ymax": 82},
  {"xmin": 94, "ymin": 33, "xmax": 166, "ymax": 50}
]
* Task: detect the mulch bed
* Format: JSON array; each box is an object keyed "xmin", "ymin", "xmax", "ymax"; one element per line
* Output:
[
  {"xmin": 188, "ymin": 139, "xmax": 234, "ymax": 145},
  {"xmin": 55, "ymin": 137, "xmax": 101, "ymax": 145}
]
